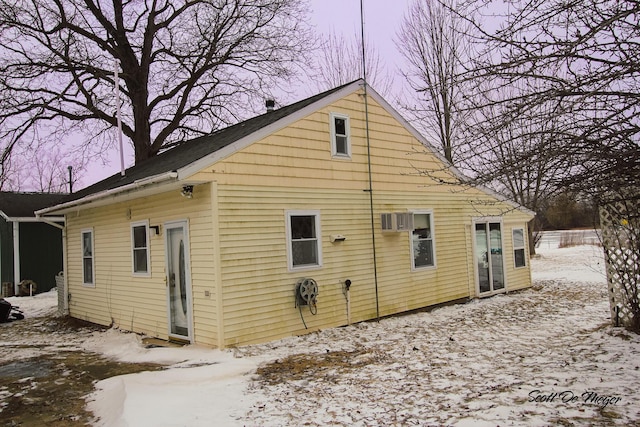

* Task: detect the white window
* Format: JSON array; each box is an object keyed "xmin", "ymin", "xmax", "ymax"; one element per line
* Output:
[
  {"xmin": 411, "ymin": 212, "xmax": 436, "ymax": 269},
  {"xmin": 330, "ymin": 112, "xmax": 351, "ymax": 158},
  {"xmin": 513, "ymin": 227, "xmax": 527, "ymax": 268},
  {"xmin": 81, "ymin": 228, "xmax": 95, "ymax": 286},
  {"xmin": 286, "ymin": 210, "xmax": 322, "ymax": 271},
  {"xmin": 131, "ymin": 221, "xmax": 151, "ymax": 275}
]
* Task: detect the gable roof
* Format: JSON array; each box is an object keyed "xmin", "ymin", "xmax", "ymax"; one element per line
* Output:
[
  {"xmin": 68, "ymin": 80, "xmax": 358, "ymax": 202},
  {"xmin": 37, "ymin": 79, "xmax": 534, "ymax": 217},
  {"xmin": 36, "ymin": 80, "xmax": 364, "ymax": 215},
  {"xmin": 0, "ymin": 192, "xmax": 67, "ymax": 221}
]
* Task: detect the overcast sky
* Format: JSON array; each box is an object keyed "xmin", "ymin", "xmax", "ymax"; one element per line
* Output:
[{"xmin": 307, "ymin": 0, "xmax": 411, "ymax": 89}]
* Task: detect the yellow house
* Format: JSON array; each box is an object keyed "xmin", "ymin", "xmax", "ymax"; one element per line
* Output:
[{"xmin": 37, "ymin": 80, "xmax": 534, "ymax": 348}]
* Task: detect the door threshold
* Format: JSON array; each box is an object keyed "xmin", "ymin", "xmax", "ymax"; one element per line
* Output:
[{"xmin": 142, "ymin": 337, "xmax": 186, "ymax": 348}]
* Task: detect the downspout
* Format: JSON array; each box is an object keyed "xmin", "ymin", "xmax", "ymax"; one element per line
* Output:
[
  {"xmin": 12, "ymin": 222, "xmax": 19, "ymax": 295},
  {"xmin": 37, "ymin": 217, "xmax": 67, "ymax": 314},
  {"xmin": 360, "ymin": 0, "xmax": 380, "ymax": 320}
]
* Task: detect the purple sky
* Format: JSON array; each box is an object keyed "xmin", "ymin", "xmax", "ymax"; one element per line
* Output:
[{"xmin": 308, "ymin": 0, "xmax": 410, "ymax": 71}]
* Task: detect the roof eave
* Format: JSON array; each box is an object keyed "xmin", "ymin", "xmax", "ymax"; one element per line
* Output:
[
  {"xmin": 365, "ymin": 85, "xmax": 536, "ymax": 218},
  {"xmin": 36, "ymin": 171, "xmax": 179, "ymax": 216}
]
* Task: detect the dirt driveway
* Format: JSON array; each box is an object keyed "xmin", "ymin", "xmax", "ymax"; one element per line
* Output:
[{"xmin": 0, "ymin": 316, "xmax": 162, "ymax": 426}]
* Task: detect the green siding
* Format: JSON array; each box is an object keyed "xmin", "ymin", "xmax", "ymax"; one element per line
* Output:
[
  {"xmin": 0, "ymin": 219, "xmax": 13, "ymax": 285},
  {"xmin": 19, "ymin": 222, "xmax": 63, "ymax": 293}
]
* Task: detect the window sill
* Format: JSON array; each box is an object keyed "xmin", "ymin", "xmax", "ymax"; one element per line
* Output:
[
  {"xmin": 132, "ymin": 272, "xmax": 152, "ymax": 278},
  {"xmin": 411, "ymin": 264, "xmax": 437, "ymax": 272},
  {"xmin": 289, "ymin": 264, "xmax": 323, "ymax": 273}
]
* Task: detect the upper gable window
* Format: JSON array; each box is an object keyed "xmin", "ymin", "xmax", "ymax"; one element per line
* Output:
[{"xmin": 330, "ymin": 112, "xmax": 351, "ymax": 158}]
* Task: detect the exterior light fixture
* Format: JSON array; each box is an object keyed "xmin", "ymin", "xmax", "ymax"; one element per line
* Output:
[{"xmin": 181, "ymin": 185, "xmax": 193, "ymax": 198}]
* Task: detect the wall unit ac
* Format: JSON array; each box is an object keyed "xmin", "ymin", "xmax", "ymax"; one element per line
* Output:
[{"xmin": 381, "ymin": 212, "xmax": 413, "ymax": 232}]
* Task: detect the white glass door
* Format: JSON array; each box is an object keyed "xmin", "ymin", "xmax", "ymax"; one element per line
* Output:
[
  {"xmin": 165, "ymin": 221, "xmax": 192, "ymax": 341},
  {"xmin": 474, "ymin": 221, "xmax": 505, "ymax": 295}
]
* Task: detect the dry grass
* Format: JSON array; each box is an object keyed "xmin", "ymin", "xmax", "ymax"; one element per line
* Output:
[
  {"xmin": 256, "ymin": 349, "xmax": 388, "ymax": 385},
  {"xmin": 558, "ymin": 230, "xmax": 602, "ymax": 248}
]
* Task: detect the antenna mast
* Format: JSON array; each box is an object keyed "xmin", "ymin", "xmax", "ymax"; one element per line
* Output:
[
  {"xmin": 360, "ymin": 0, "xmax": 380, "ymax": 321},
  {"xmin": 114, "ymin": 64, "xmax": 125, "ymax": 176}
]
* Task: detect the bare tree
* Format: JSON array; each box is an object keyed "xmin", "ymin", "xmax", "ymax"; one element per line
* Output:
[
  {"xmin": 458, "ymin": 91, "xmax": 576, "ymax": 253},
  {"xmin": 397, "ymin": 0, "xmax": 471, "ymax": 164},
  {"xmin": 312, "ymin": 31, "xmax": 393, "ymax": 96},
  {"xmin": 1, "ymin": 142, "xmax": 86, "ymax": 193},
  {"xmin": 0, "ymin": 0, "xmax": 314, "ymax": 166},
  {"xmin": 455, "ymin": 0, "xmax": 640, "ymax": 331},
  {"xmin": 462, "ymin": 0, "xmax": 640, "ymax": 202}
]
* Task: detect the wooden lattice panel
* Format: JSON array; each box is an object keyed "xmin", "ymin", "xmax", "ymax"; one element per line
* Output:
[{"xmin": 600, "ymin": 199, "xmax": 640, "ymax": 329}]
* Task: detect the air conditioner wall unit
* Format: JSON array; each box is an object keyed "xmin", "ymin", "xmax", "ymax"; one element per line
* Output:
[
  {"xmin": 381, "ymin": 213, "xmax": 395, "ymax": 232},
  {"xmin": 380, "ymin": 212, "xmax": 413, "ymax": 232},
  {"xmin": 395, "ymin": 212, "xmax": 413, "ymax": 231}
]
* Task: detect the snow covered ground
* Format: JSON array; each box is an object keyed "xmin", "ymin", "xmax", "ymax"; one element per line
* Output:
[{"xmin": 3, "ymin": 241, "xmax": 640, "ymax": 426}]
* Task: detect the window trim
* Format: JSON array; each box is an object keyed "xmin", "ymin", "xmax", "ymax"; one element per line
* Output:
[
  {"xmin": 81, "ymin": 228, "xmax": 95, "ymax": 287},
  {"xmin": 410, "ymin": 210, "xmax": 437, "ymax": 271},
  {"xmin": 285, "ymin": 210, "xmax": 323, "ymax": 272},
  {"xmin": 512, "ymin": 227, "xmax": 527, "ymax": 269},
  {"xmin": 329, "ymin": 112, "xmax": 351, "ymax": 159},
  {"xmin": 131, "ymin": 220, "xmax": 151, "ymax": 277}
]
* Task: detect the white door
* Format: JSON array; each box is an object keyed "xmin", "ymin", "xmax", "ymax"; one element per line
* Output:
[
  {"xmin": 165, "ymin": 221, "xmax": 192, "ymax": 341},
  {"xmin": 474, "ymin": 221, "xmax": 505, "ymax": 296}
]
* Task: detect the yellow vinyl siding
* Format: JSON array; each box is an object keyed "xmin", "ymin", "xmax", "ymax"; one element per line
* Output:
[
  {"xmin": 65, "ymin": 186, "xmax": 219, "ymax": 345},
  {"xmin": 216, "ymin": 186, "xmax": 374, "ymax": 346},
  {"xmin": 196, "ymin": 91, "xmax": 533, "ymax": 346},
  {"xmin": 213, "ymin": 185, "xmax": 530, "ymax": 347}
]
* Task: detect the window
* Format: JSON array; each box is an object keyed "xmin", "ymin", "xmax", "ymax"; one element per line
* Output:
[
  {"xmin": 131, "ymin": 221, "xmax": 151, "ymax": 275},
  {"xmin": 330, "ymin": 112, "xmax": 351, "ymax": 158},
  {"xmin": 411, "ymin": 212, "xmax": 435, "ymax": 269},
  {"xmin": 513, "ymin": 228, "xmax": 526, "ymax": 268},
  {"xmin": 81, "ymin": 229, "xmax": 95, "ymax": 286},
  {"xmin": 286, "ymin": 210, "xmax": 322, "ymax": 270}
]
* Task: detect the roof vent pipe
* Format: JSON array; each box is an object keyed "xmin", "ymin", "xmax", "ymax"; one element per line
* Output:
[{"xmin": 265, "ymin": 99, "xmax": 275, "ymax": 112}]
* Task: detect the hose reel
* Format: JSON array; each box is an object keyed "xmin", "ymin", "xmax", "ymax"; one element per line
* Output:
[{"xmin": 295, "ymin": 278, "xmax": 318, "ymax": 328}]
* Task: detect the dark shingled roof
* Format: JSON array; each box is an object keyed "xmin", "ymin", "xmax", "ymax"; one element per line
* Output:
[
  {"xmin": 68, "ymin": 81, "xmax": 357, "ymax": 203},
  {"xmin": 0, "ymin": 192, "xmax": 68, "ymax": 218}
]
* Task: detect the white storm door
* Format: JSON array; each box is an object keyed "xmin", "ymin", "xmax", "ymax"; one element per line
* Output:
[{"xmin": 165, "ymin": 221, "xmax": 193, "ymax": 341}]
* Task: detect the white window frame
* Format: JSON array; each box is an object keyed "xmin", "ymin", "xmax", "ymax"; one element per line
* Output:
[
  {"xmin": 410, "ymin": 210, "xmax": 436, "ymax": 271},
  {"xmin": 131, "ymin": 220, "xmax": 151, "ymax": 276},
  {"xmin": 512, "ymin": 227, "xmax": 527, "ymax": 268},
  {"xmin": 285, "ymin": 210, "xmax": 323, "ymax": 272},
  {"xmin": 81, "ymin": 228, "xmax": 95, "ymax": 287},
  {"xmin": 329, "ymin": 112, "xmax": 351, "ymax": 159}
]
